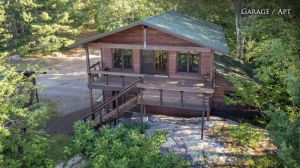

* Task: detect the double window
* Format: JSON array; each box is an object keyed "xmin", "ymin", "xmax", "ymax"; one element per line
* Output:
[
  {"xmin": 113, "ymin": 49, "xmax": 132, "ymax": 69},
  {"xmin": 177, "ymin": 51, "xmax": 200, "ymax": 73}
]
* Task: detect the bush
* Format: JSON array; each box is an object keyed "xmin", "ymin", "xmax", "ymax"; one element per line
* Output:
[{"xmin": 64, "ymin": 122, "xmax": 189, "ymax": 168}]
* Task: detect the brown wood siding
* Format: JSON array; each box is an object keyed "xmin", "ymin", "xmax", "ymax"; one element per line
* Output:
[
  {"xmin": 168, "ymin": 50, "xmax": 177, "ymax": 77},
  {"xmin": 101, "ymin": 48, "xmax": 112, "ymax": 69},
  {"xmin": 132, "ymin": 49, "xmax": 140, "ymax": 73},
  {"xmin": 146, "ymin": 27, "xmax": 198, "ymax": 47},
  {"xmin": 100, "ymin": 25, "xmax": 144, "ymax": 44},
  {"xmin": 213, "ymin": 73, "xmax": 234, "ymax": 102},
  {"xmin": 99, "ymin": 25, "xmax": 199, "ymax": 47},
  {"xmin": 200, "ymin": 52, "xmax": 213, "ymax": 77}
]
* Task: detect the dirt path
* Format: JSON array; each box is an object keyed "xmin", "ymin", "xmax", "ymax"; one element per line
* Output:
[{"xmin": 36, "ymin": 49, "xmax": 100, "ymax": 115}]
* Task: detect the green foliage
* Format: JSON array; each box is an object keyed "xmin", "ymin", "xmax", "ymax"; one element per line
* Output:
[
  {"xmin": 266, "ymin": 109, "xmax": 300, "ymax": 167},
  {"xmin": 237, "ymin": 156, "xmax": 280, "ymax": 168},
  {"xmin": 225, "ymin": 1, "xmax": 300, "ymax": 167},
  {"xmin": 224, "ymin": 123, "xmax": 266, "ymax": 148},
  {"xmin": 48, "ymin": 134, "xmax": 72, "ymax": 162},
  {"xmin": 0, "ymin": 60, "xmax": 55, "ymax": 167},
  {"xmin": 3, "ymin": 129, "xmax": 54, "ymax": 167},
  {"xmin": 64, "ymin": 122, "xmax": 189, "ymax": 168}
]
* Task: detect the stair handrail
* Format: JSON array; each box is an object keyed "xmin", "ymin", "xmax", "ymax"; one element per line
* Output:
[{"xmin": 82, "ymin": 77, "xmax": 143, "ymax": 121}]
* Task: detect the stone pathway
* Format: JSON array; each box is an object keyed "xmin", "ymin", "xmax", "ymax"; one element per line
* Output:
[{"xmin": 144, "ymin": 115, "xmax": 276, "ymax": 167}]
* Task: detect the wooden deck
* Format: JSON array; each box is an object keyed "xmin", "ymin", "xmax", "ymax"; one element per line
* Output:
[
  {"xmin": 138, "ymin": 90, "xmax": 209, "ymax": 111},
  {"xmin": 90, "ymin": 72, "xmax": 213, "ymax": 112},
  {"xmin": 90, "ymin": 73, "xmax": 210, "ymax": 91}
]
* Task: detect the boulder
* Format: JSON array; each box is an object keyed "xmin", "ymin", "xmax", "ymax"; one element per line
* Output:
[
  {"xmin": 52, "ymin": 52, "xmax": 63, "ymax": 57},
  {"xmin": 8, "ymin": 55, "xmax": 23, "ymax": 62}
]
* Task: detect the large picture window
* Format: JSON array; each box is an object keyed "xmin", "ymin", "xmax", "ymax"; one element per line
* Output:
[
  {"xmin": 177, "ymin": 51, "xmax": 200, "ymax": 73},
  {"xmin": 113, "ymin": 49, "xmax": 132, "ymax": 69}
]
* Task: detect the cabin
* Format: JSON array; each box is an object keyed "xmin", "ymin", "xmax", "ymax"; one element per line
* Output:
[{"xmin": 70, "ymin": 10, "xmax": 250, "ymax": 126}]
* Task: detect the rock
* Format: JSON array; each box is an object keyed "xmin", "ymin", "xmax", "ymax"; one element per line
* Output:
[
  {"xmin": 52, "ymin": 52, "xmax": 63, "ymax": 57},
  {"xmin": 8, "ymin": 55, "xmax": 23, "ymax": 62},
  {"xmin": 56, "ymin": 155, "xmax": 85, "ymax": 168}
]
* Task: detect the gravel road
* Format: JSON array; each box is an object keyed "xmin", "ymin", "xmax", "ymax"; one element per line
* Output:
[{"xmin": 36, "ymin": 51, "xmax": 100, "ymax": 115}]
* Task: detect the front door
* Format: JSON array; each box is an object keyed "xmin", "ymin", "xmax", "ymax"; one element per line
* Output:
[
  {"xmin": 141, "ymin": 50, "xmax": 168, "ymax": 75},
  {"xmin": 141, "ymin": 50, "xmax": 155, "ymax": 75}
]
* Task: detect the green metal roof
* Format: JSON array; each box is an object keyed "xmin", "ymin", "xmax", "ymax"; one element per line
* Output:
[
  {"xmin": 141, "ymin": 10, "xmax": 229, "ymax": 54},
  {"xmin": 214, "ymin": 54, "xmax": 253, "ymax": 78},
  {"xmin": 70, "ymin": 10, "xmax": 229, "ymax": 54}
]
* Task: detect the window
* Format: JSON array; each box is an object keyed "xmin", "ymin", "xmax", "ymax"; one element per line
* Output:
[
  {"xmin": 177, "ymin": 51, "xmax": 200, "ymax": 73},
  {"xmin": 113, "ymin": 49, "xmax": 132, "ymax": 69}
]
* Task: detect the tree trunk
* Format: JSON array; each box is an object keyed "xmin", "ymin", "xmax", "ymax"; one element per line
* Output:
[{"xmin": 234, "ymin": 0, "xmax": 244, "ymax": 60}]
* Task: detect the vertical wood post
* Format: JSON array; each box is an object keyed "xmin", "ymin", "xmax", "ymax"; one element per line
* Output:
[
  {"xmin": 140, "ymin": 89, "xmax": 144, "ymax": 132},
  {"xmin": 106, "ymin": 75, "xmax": 109, "ymax": 85},
  {"xmin": 201, "ymin": 94, "xmax": 205, "ymax": 140},
  {"xmin": 116, "ymin": 97, "xmax": 119, "ymax": 117},
  {"xmin": 143, "ymin": 26, "xmax": 147, "ymax": 49},
  {"xmin": 99, "ymin": 108, "xmax": 103, "ymax": 124},
  {"xmin": 207, "ymin": 97, "xmax": 211, "ymax": 121},
  {"xmin": 121, "ymin": 75, "xmax": 125, "ymax": 86},
  {"xmin": 180, "ymin": 91, "xmax": 184, "ymax": 113},
  {"xmin": 159, "ymin": 89, "xmax": 163, "ymax": 106},
  {"xmin": 84, "ymin": 44, "xmax": 94, "ymax": 109}
]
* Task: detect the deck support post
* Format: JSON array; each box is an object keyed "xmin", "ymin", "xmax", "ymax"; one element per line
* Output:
[
  {"xmin": 201, "ymin": 94, "xmax": 205, "ymax": 140},
  {"xmin": 121, "ymin": 75, "xmax": 125, "ymax": 86},
  {"xmin": 180, "ymin": 91, "xmax": 184, "ymax": 113},
  {"xmin": 140, "ymin": 89, "xmax": 144, "ymax": 133},
  {"xmin": 207, "ymin": 97, "xmax": 211, "ymax": 121},
  {"xmin": 99, "ymin": 108, "xmax": 102, "ymax": 124},
  {"xmin": 84, "ymin": 44, "xmax": 94, "ymax": 109},
  {"xmin": 159, "ymin": 89, "xmax": 163, "ymax": 106},
  {"xmin": 106, "ymin": 75, "xmax": 109, "ymax": 85},
  {"xmin": 116, "ymin": 97, "xmax": 119, "ymax": 117}
]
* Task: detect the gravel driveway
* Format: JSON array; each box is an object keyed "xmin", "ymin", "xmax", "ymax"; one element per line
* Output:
[{"xmin": 36, "ymin": 52, "xmax": 100, "ymax": 115}]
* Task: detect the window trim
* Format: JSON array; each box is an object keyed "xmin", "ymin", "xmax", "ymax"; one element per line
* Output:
[
  {"xmin": 176, "ymin": 51, "xmax": 200, "ymax": 73},
  {"xmin": 112, "ymin": 48, "xmax": 133, "ymax": 71}
]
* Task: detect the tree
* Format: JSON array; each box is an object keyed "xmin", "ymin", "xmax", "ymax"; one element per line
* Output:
[
  {"xmin": 0, "ymin": 58, "xmax": 54, "ymax": 167},
  {"xmin": 225, "ymin": 1, "xmax": 300, "ymax": 167}
]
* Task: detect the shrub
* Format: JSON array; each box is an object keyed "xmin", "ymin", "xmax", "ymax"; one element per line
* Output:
[{"xmin": 64, "ymin": 122, "xmax": 189, "ymax": 168}]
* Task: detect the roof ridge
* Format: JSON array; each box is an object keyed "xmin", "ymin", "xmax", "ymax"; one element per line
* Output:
[
  {"xmin": 141, "ymin": 10, "xmax": 174, "ymax": 22},
  {"xmin": 177, "ymin": 11, "xmax": 223, "ymax": 30}
]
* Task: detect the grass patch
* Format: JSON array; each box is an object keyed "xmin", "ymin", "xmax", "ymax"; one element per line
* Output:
[
  {"xmin": 224, "ymin": 123, "xmax": 267, "ymax": 148},
  {"xmin": 237, "ymin": 156, "xmax": 280, "ymax": 167},
  {"xmin": 48, "ymin": 134, "xmax": 72, "ymax": 162}
]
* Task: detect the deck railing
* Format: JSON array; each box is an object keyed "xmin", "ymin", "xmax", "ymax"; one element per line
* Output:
[
  {"xmin": 89, "ymin": 70, "xmax": 144, "ymax": 86},
  {"xmin": 136, "ymin": 83, "xmax": 214, "ymax": 140},
  {"xmin": 89, "ymin": 61, "xmax": 102, "ymax": 71}
]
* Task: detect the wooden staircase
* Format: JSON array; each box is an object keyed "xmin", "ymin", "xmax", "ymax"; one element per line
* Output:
[{"xmin": 82, "ymin": 78, "xmax": 144, "ymax": 127}]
